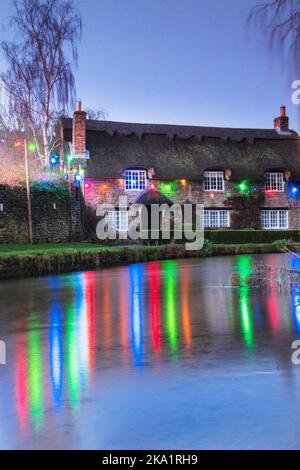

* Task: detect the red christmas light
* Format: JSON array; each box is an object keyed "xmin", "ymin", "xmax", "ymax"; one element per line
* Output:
[{"xmin": 14, "ymin": 139, "xmax": 22, "ymax": 148}]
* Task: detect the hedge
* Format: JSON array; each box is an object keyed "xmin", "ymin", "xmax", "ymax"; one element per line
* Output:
[{"xmin": 205, "ymin": 230, "xmax": 300, "ymax": 244}]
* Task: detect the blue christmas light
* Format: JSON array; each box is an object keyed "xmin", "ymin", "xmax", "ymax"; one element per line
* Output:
[
  {"xmin": 49, "ymin": 154, "xmax": 59, "ymax": 167},
  {"xmin": 289, "ymin": 184, "xmax": 299, "ymax": 197},
  {"xmin": 74, "ymin": 172, "xmax": 83, "ymax": 187}
]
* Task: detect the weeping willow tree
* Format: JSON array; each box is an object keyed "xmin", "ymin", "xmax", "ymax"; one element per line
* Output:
[
  {"xmin": 0, "ymin": 0, "xmax": 82, "ymax": 166},
  {"xmin": 248, "ymin": 0, "xmax": 300, "ymax": 74}
]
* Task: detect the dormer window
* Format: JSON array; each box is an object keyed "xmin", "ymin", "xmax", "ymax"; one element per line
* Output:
[
  {"xmin": 203, "ymin": 171, "xmax": 224, "ymax": 192},
  {"xmin": 125, "ymin": 169, "xmax": 147, "ymax": 191},
  {"xmin": 265, "ymin": 172, "xmax": 284, "ymax": 192}
]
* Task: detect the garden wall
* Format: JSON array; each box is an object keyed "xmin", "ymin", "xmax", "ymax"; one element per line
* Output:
[{"xmin": 0, "ymin": 183, "xmax": 82, "ymax": 243}]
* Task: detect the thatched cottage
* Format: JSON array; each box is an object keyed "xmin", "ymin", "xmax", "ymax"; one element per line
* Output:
[{"xmin": 60, "ymin": 101, "xmax": 300, "ymax": 232}]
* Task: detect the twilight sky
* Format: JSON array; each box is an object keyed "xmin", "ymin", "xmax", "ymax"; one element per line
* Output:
[{"xmin": 0, "ymin": 0, "xmax": 299, "ymax": 130}]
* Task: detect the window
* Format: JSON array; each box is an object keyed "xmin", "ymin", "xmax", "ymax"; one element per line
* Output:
[
  {"xmin": 260, "ymin": 209, "xmax": 288, "ymax": 229},
  {"xmin": 0, "ymin": 204, "xmax": 3, "ymax": 212},
  {"xmin": 106, "ymin": 210, "xmax": 128, "ymax": 231},
  {"xmin": 265, "ymin": 172, "xmax": 284, "ymax": 192},
  {"xmin": 204, "ymin": 210, "xmax": 230, "ymax": 228},
  {"xmin": 203, "ymin": 171, "xmax": 224, "ymax": 192},
  {"xmin": 125, "ymin": 169, "xmax": 147, "ymax": 191}
]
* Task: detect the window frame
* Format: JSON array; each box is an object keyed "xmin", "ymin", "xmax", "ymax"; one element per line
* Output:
[
  {"xmin": 265, "ymin": 172, "xmax": 284, "ymax": 192},
  {"xmin": 203, "ymin": 171, "xmax": 225, "ymax": 192},
  {"xmin": 260, "ymin": 209, "xmax": 288, "ymax": 229},
  {"xmin": 124, "ymin": 169, "xmax": 147, "ymax": 191},
  {"xmin": 203, "ymin": 209, "xmax": 230, "ymax": 228},
  {"xmin": 106, "ymin": 210, "xmax": 129, "ymax": 232}
]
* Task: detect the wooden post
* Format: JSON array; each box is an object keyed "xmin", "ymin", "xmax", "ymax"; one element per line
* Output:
[
  {"xmin": 67, "ymin": 156, "xmax": 73, "ymax": 241},
  {"xmin": 24, "ymin": 138, "xmax": 33, "ymax": 244}
]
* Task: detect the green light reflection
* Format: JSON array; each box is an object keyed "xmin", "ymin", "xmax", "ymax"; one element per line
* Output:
[
  {"xmin": 28, "ymin": 314, "xmax": 43, "ymax": 430},
  {"xmin": 236, "ymin": 256, "xmax": 254, "ymax": 349},
  {"xmin": 164, "ymin": 260, "xmax": 178, "ymax": 354},
  {"xmin": 65, "ymin": 305, "xmax": 80, "ymax": 408}
]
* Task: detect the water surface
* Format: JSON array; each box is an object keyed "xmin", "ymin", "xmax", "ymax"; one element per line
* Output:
[{"xmin": 0, "ymin": 253, "xmax": 300, "ymax": 449}]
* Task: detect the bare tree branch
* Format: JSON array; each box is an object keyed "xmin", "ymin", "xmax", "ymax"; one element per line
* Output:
[
  {"xmin": 0, "ymin": 0, "xmax": 82, "ymax": 166},
  {"xmin": 248, "ymin": 0, "xmax": 300, "ymax": 74}
]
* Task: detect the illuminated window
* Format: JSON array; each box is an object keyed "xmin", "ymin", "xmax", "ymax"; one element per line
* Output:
[
  {"xmin": 203, "ymin": 171, "xmax": 224, "ymax": 192},
  {"xmin": 265, "ymin": 172, "xmax": 284, "ymax": 192},
  {"xmin": 106, "ymin": 210, "xmax": 128, "ymax": 231},
  {"xmin": 204, "ymin": 210, "xmax": 230, "ymax": 228},
  {"xmin": 0, "ymin": 204, "xmax": 3, "ymax": 212},
  {"xmin": 125, "ymin": 170, "xmax": 147, "ymax": 191},
  {"xmin": 260, "ymin": 209, "xmax": 288, "ymax": 229}
]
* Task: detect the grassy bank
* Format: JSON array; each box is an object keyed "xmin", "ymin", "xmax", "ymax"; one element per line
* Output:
[{"xmin": 0, "ymin": 241, "xmax": 299, "ymax": 280}]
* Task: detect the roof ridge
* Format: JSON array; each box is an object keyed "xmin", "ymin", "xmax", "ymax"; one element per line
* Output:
[{"xmin": 60, "ymin": 117, "xmax": 299, "ymax": 139}]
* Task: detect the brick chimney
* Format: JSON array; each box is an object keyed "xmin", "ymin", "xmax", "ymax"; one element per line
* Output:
[
  {"xmin": 73, "ymin": 99, "xmax": 86, "ymax": 157},
  {"xmin": 274, "ymin": 106, "xmax": 289, "ymax": 133}
]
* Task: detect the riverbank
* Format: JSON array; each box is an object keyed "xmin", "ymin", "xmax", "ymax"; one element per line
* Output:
[{"xmin": 0, "ymin": 241, "xmax": 299, "ymax": 280}]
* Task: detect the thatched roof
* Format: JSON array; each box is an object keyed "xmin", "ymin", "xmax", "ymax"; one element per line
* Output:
[{"xmin": 61, "ymin": 118, "xmax": 300, "ymax": 181}]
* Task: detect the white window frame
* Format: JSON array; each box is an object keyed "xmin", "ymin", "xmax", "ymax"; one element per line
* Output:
[
  {"xmin": 203, "ymin": 171, "xmax": 224, "ymax": 192},
  {"xmin": 124, "ymin": 169, "xmax": 147, "ymax": 191},
  {"xmin": 260, "ymin": 209, "xmax": 288, "ymax": 229},
  {"xmin": 106, "ymin": 210, "xmax": 128, "ymax": 232},
  {"xmin": 204, "ymin": 210, "xmax": 230, "ymax": 228},
  {"xmin": 265, "ymin": 172, "xmax": 284, "ymax": 192}
]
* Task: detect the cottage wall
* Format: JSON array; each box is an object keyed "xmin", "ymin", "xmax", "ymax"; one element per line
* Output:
[{"xmin": 83, "ymin": 178, "xmax": 300, "ymax": 230}]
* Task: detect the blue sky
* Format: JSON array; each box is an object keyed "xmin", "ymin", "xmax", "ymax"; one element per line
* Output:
[{"xmin": 0, "ymin": 0, "xmax": 299, "ymax": 129}]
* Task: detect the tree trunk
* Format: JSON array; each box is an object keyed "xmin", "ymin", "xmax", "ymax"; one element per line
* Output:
[{"xmin": 42, "ymin": 124, "xmax": 50, "ymax": 167}]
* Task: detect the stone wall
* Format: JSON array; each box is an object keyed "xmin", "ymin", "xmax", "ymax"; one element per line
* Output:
[{"xmin": 0, "ymin": 184, "xmax": 82, "ymax": 243}]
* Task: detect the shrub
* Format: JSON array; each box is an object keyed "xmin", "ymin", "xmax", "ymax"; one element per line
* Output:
[
  {"xmin": 201, "ymin": 239, "xmax": 214, "ymax": 256},
  {"xmin": 224, "ymin": 192, "xmax": 264, "ymax": 229},
  {"xmin": 272, "ymin": 239, "xmax": 290, "ymax": 252}
]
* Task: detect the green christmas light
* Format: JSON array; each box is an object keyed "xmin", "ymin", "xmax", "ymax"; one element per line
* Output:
[
  {"xmin": 237, "ymin": 180, "xmax": 249, "ymax": 194},
  {"xmin": 27, "ymin": 141, "xmax": 36, "ymax": 153},
  {"xmin": 158, "ymin": 181, "xmax": 177, "ymax": 196}
]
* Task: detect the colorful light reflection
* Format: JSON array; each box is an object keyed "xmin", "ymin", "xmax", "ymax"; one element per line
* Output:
[
  {"xmin": 236, "ymin": 256, "xmax": 254, "ymax": 349},
  {"xmin": 164, "ymin": 260, "xmax": 178, "ymax": 354},
  {"xmin": 28, "ymin": 315, "xmax": 44, "ymax": 430},
  {"xmin": 49, "ymin": 302, "xmax": 64, "ymax": 408},
  {"xmin": 130, "ymin": 264, "xmax": 144, "ymax": 365}
]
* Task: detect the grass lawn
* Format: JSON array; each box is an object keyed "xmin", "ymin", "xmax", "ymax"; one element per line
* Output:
[
  {"xmin": 0, "ymin": 242, "xmax": 161, "ymax": 257},
  {"xmin": 0, "ymin": 240, "xmax": 298, "ymax": 258}
]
